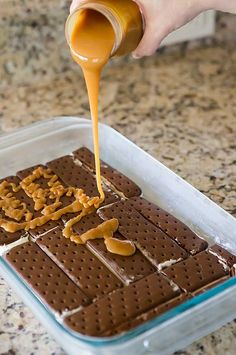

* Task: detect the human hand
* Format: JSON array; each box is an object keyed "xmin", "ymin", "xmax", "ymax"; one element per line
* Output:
[
  {"xmin": 133, "ymin": 0, "xmax": 236, "ymax": 58},
  {"xmin": 132, "ymin": 0, "xmax": 210, "ymax": 58}
]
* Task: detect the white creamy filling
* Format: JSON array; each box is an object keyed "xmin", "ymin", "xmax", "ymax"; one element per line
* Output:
[
  {"xmin": 60, "ymin": 305, "xmax": 84, "ymax": 320},
  {"xmin": 0, "ymin": 234, "xmax": 29, "ymax": 256},
  {"xmin": 157, "ymin": 258, "xmax": 181, "ymax": 271},
  {"xmin": 73, "ymin": 158, "xmax": 83, "ymax": 167},
  {"xmin": 208, "ymin": 250, "xmax": 229, "ymax": 271}
]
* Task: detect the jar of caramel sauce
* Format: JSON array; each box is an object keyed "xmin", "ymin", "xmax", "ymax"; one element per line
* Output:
[{"xmin": 65, "ymin": 0, "xmax": 144, "ymax": 58}]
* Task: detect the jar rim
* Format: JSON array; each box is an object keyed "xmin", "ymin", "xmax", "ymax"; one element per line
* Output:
[{"xmin": 65, "ymin": 3, "xmax": 123, "ymax": 57}]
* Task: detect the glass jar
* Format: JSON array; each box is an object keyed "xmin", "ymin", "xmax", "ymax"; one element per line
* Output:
[{"xmin": 65, "ymin": 0, "xmax": 144, "ymax": 58}]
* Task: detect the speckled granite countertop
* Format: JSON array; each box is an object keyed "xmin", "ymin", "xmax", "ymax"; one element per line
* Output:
[{"xmin": 0, "ymin": 2, "xmax": 236, "ymax": 354}]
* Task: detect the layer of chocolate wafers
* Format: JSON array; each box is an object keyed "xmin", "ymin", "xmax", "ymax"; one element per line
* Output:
[
  {"xmin": 209, "ymin": 244, "xmax": 236, "ymax": 268},
  {"xmin": 98, "ymin": 200, "xmax": 189, "ymax": 269},
  {"xmin": 36, "ymin": 227, "xmax": 123, "ymax": 299},
  {"xmin": 1, "ymin": 146, "xmax": 236, "ymax": 338},
  {"xmin": 73, "ymin": 147, "xmax": 141, "ymax": 198},
  {"xmin": 105, "ymin": 293, "xmax": 191, "ymax": 336},
  {"xmin": 64, "ymin": 272, "xmax": 180, "ymax": 336},
  {"xmin": 129, "ymin": 197, "xmax": 208, "ymax": 255},
  {"xmin": 72, "ymin": 211, "xmax": 156, "ymax": 284},
  {"xmin": 5, "ymin": 242, "xmax": 89, "ymax": 313},
  {"xmin": 162, "ymin": 250, "xmax": 230, "ymax": 294}
]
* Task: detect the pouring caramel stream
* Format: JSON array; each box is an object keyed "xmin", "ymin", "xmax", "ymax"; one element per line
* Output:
[{"xmin": 70, "ymin": 9, "xmax": 115, "ymax": 204}]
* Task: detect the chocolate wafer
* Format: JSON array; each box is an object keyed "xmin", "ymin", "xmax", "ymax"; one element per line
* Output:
[
  {"xmin": 5, "ymin": 242, "xmax": 89, "ymax": 313},
  {"xmin": 73, "ymin": 147, "xmax": 141, "ymax": 198},
  {"xmin": 17, "ymin": 165, "xmax": 47, "ymax": 183},
  {"xmin": 1, "ymin": 176, "xmax": 35, "ymax": 211},
  {"xmin": 16, "ymin": 165, "xmax": 74, "ymax": 208},
  {"xmin": 29, "ymin": 219, "xmax": 64, "ymax": 240},
  {"xmin": 36, "ymin": 227, "xmax": 122, "ymax": 299},
  {"xmin": 87, "ymin": 236, "xmax": 156, "ymax": 285},
  {"xmin": 17, "ymin": 164, "xmax": 75, "ymax": 211},
  {"xmin": 106, "ymin": 293, "xmax": 191, "ymax": 336},
  {"xmin": 209, "ymin": 244, "xmax": 236, "ymax": 268},
  {"xmin": 64, "ymin": 272, "xmax": 180, "ymax": 336},
  {"xmin": 163, "ymin": 250, "xmax": 230, "ymax": 294},
  {"xmin": 129, "ymin": 197, "xmax": 208, "ymax": 255},
  {"xmin": 193, "ymin": 276, "xmax": 230, "ymax": 296},
  {"xmin": 0, "ymin": 176, "xmax": 34, "ymax": 245},
  {"xmin": 16, "ymin": 165, "xmax": 73, "ymax": 238},
  {"xmin": 0, "ymin": 229, "xmax": 23, "ymax": 246},
  {"xmin": 72, "ymin": 211, "xmax": 155, "ymax": 283},
  {"xmin": 0, "ymin": 205, "xmax": 24, "ymax": 246},
  {"xmin": 98, "ymin": 200, "xmax": 188, "ymax": 269},
  {"xmin": 47, "ymin": 155, "xmax": 119, "ymax": 206}
]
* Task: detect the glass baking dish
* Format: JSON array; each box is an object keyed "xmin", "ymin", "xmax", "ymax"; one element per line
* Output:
[{"xmin": 0, "ymin": 116, "xmax": 236, "ymax": 355}]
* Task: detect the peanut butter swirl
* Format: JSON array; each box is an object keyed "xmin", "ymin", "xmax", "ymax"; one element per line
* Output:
[{"xmin": 0, "ymin": 167, "xmax": 135, "ymax": 256}]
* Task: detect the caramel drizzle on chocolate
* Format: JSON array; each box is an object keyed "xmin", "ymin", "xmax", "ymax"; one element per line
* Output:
[
  {"xmin": 71, "ymin": 218, "xmax": 136, "ymax": 256},
  {"xmin": 0, "ymin": 167, "xmax": 135, "ymax": 256}
]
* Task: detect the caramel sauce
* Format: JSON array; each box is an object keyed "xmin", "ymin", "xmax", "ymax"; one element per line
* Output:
[
  {"xmin": 105, "ymin": 237, "xmax": 136, "ymax": 256},
  {"xmin": 79, "ymin": 218, "xmax": 119, "ymax": 242},
  {"xmin": 0, "ymin": 167, "xmax": 135, "ymax": 256},
  {"xmin": 71, "ymin": 218, "xmax": 135, "ymax": 256},
  {"xmin": 0, "ymin": 181, "xmax": 32, "ymax": 222},
  {"xmin": 70, "ymin": 9, "xmax": 115, "ymax": 205}
]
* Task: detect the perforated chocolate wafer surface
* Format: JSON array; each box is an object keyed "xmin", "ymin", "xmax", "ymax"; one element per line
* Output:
[
  {"xmin": 73, "ymin": 147, "xmax": 141, "ymax": 198},
  {"xmin": 87, "ymin": 236, "xmax": 156, "ymax": 284},
  {"xmin": 64, "ymin": 272, "xmax": 180, "ymax": 336},
  {"xmin": 98, "ymin": 200, "xmax": 188, "ymax": 269},
  {"xmin": 5, "ymin": 242, "xmax": 89, "ymax": 313},
  {"xmin": 29, "ymin": 219, "xmax": 64, "ymax": 240},
  {"xmin": 0, "ymin": 229, "xmax": 23, "ymax": 246},
  {"xmin": 163, "ymin": 250, "xmax": 230, "ymax": 293},
  {"xmin": 106, "ymin": 293, "xmax": 191, "ymax": 336},
  {"xmin": 73, "ymin": 211, "xmax": 103, "ymax": 234},
  {"xmin": 47, "ymin": 155, "xmax": 98, "ymax": 196},
  {"xmin": 47, "ymin": 155, "xmax": 119, "ymax": 206},
  {"xmin": 36, "ymin": 227, "xmax": 122, "ymax": 299},
  {"xmin": 129, "ymin": 197, "xmax": 208, "ymax": 255}
]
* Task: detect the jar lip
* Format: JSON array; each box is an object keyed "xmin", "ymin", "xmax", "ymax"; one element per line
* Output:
[
  {"xmin": 66, "ymin": 3, "xmax": 123, "ymax": 56},
  {"xmin": 132, "ymin": 0, "xmax": 146, "ymax": 30}
]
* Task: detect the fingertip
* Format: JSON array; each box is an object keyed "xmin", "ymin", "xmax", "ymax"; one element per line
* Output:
[
  {"xmin": 132, "ymin": 52, "xmax": 141, "ymax": 59},
  {"xmin": 133, "ymin": 44, "xmax": 157, "ymax": 59}
]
